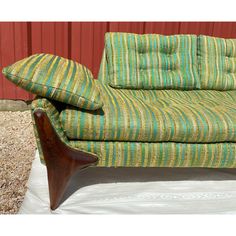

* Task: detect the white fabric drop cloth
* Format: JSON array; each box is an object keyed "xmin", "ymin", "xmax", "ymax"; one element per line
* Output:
[{"xmin": 19, "ymin": 151, "xmax": 236, "ymax": 214}]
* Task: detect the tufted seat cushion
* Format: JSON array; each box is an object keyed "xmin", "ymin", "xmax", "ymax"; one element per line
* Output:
[
  {"xmin": 60, "ymin": 80, "xmax": 236, "ymax": 143},
  {"xmin": 105, "ymin": 33, "xmax": 200, "ymax": 89},
  {"xmin": 198, "ymin": 35, "xmax": 236, "ymax": 90}
]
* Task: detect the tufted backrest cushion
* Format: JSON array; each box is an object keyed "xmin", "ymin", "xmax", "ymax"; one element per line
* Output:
[
  {"xmin": 105, "ymin": 32, "xmax": 200, "ymax": 89},
  {"xmin": 198, "ymin": 35, "xmax": 236, "ymax": 90}
]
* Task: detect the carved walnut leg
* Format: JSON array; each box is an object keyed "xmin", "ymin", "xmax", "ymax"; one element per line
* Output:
[{"xmin": 33, "ymin": 110, "xmax": 98, "ymax": 210}]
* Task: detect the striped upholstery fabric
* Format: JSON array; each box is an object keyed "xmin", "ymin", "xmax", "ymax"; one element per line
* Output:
[
  {"xmin": 31, "ymin": 97, "xmax": 236, "ymax": 168},
  {"xmin": 97, "ymin": 50, "xmax": 109, "ymax": 84},
  {"xmin": 198, "ymin": 35, "xmax": 236, "ymax": 90},
  {"xmin": 60, "ymin": 81, "xmax": 236, "ymax": 143},
  {"xmin": 72, "ymin": 141, "xmax": 236, "ymax": 168},
  {"xmin": 3, "ymin": 53, "xmax": 103, "ymax": 110},
  {"xmin": 105, "ymin": 33, "xmax": 200, "ymax": 89}
]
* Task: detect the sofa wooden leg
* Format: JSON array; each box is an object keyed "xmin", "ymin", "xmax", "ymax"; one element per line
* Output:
[{"xmin": 33, "ymin": 110, "xmax": 98, "ymax": 210}]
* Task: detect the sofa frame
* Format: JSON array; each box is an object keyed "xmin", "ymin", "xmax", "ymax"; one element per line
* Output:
[{"xmin": 34, "ymin": 109, "xmax": 98, "ymax": 210}]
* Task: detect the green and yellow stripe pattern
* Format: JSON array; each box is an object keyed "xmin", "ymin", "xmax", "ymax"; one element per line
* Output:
[
  {"xmin": 60, "ymin": 81, "xmax": 236, "ymax": 143},
  {"xmin": 32, "ymin": 98, "xmax": 236, "ymax": 168},
  {"xmin": 3, "ymin": 53, "xmax": 103, "ymax": 110},
  {"xmin": 32, "ymin": 97, "xmax": 236, "ymax": 168},
  {"xmin": 73, "ymin": 141, "xmax": 236, "ymax": 168},
  {"xmin": 105, "ymin": 33, "xmax": 200, "ymax": 89},
  {"xmin": 198, "ymin": 35, "xmax": 236, "ymax": 90}
]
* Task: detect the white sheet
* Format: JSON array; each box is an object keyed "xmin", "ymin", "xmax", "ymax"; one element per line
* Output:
[{"xmin": 19, "ymin": 151, "xmax": 236, "ymax": 214}]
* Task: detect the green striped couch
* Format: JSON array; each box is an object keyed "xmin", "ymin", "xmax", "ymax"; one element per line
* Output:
[{"xmin": 32, "ymin": 33, "xmax": 236, "ymax": 168}]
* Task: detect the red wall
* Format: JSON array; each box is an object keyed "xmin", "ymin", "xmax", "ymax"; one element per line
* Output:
[{"xmin": 1, "ymin": 22, "xmax": 236, "ymax": 100}]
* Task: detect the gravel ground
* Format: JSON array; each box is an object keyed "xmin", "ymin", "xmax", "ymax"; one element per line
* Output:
[{"xmin": 0, "ymin": 111, "xmax": 36, "ymax": 214}]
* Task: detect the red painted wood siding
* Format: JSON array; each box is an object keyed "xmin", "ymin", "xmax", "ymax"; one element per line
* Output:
[{"xmin": 0, "ymin": 22, "xmax": 236, "ymax": 100}]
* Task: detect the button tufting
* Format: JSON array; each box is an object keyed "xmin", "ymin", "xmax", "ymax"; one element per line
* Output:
[
  {"xmin": 138, "ymin": 47, "xmax": 147, "ymax": 54},
  {"xmin": 160, "ymin": 46, "xmax": 177, "ymax": 55},
  {"xmin": 138, "ymin": 49, "xmax": 143, "ymax": 54}
]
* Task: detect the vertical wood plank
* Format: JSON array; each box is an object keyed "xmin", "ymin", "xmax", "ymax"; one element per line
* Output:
[
  {"xmin": 80, "ymin": 22, "xmax": 94, "ymax": 72},
  {"xmin": 0, "ymin": 22, "xmax": 16, "ymax": 99},
  {"xmin": 109, "ymin": 22, "xmax": 120, "ymax": 32},
  {"xmin": 41, "ymin": 22, "xmax": 55, "ymax": 54},
  {"xmin": 144, "ymin": 22, "xmax": 180, "ymax": 34},
  {"xmin": 93, "ymin": 22, "xmax": 108, "ymax": 78},
  {"xmin": 212, "ymin": 22, "xmax": 236, "ymax": 38},
  {"xmin": 114, "ymin": 22, "xmax": 131, "ymax": 32},
  {"xmin": 55, "ymin": 22, "xmax": 69, "ymax": 58},
  {"xmin": 130, "ymin": 22, "xmax": 145, "ymax": 34},
  {"xmin": 109, "ymin": 22, "xmax": 144, "ymax": 33},
  {"xmin": 71, "ymin": 22, "xmax": 82, "ymax": 62},
  {"xmin": 14, "ymin": 22, "xmax": 32, "ymax": 100},
  {"xmin": 31, "ymin": 22, "xmax": 42, "ymax": 53},
  {"xmin": 179, "ymin": 22, "xmax": 214, "ymax": 35}
]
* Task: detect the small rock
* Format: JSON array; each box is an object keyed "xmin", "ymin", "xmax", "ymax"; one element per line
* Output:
[{"xmin": 0, "ymin": 110, "xmax": 36, "ymax": 214}]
